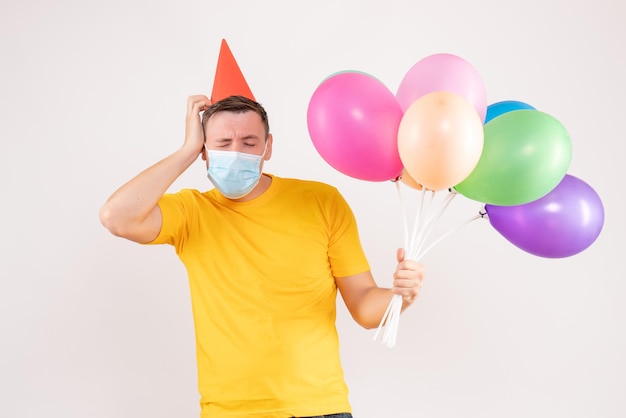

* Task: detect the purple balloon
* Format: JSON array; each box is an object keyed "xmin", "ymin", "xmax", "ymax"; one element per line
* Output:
[{"xmin": 485, "ymin": 174, "xmax": 604, "ymax": 258}]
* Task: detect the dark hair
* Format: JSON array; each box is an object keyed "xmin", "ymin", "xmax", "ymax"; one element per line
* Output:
[{"xmin": 201, "ymin": 95, "xmax": 270, "ymax": 139}]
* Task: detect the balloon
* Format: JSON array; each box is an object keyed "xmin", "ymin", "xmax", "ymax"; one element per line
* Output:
[
  {"xmin": 399, "ymin": 169, "xmax": 423, "ymax": 190},
  {"xmin": 454, "ymin": 109, "xmax": 572, "ymax": 205},
  {"xmin": 307, "ymin": 71, "xmax": 404, "ymax": 181},
  {"xmin": 396, "ymin": 53, "xmax": 488, "ymax": 122},
  {"xmin": 397, "ymin": 91, "xmax": 484, "ymax": 191},
  {"xmin": 485, "ymin": 100, "xmax": 536, "ymax": 124},
  {"xmin": 485, "ymin": 174, "xmax": 604, "ymax": 258}
]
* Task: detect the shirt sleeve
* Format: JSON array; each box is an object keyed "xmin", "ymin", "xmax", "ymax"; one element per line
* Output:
[
  {"xmin": 145, "ymin": 192, "xmax": 189, "ymax": 250},
  {"xmin": 326, "ymin": 188, "xmax": 371, "ymax": 278}
]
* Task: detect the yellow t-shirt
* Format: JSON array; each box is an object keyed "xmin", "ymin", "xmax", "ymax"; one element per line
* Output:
[{"xmin": 149, "ymin": 174, "xmax": 370, "ymax": 417}]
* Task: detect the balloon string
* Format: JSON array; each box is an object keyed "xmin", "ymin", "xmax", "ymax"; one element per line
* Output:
[
  {"xmin": 416, "ymin": 213, "xmax": 482, "ymax": 260},
  {"xmin": 373, "ymin": 293, "xmax": 396, "ymax": 342},
  {"xmin": 411, "ymin": 190, "xmax": 458, "ymax": 260},
  {"xmin": 409, "ymin": 190, "xmax": 435, "ymax": 259},
  {"xmin": 394, "ymin": 180, "xmax": 410, "ymax": 250},
  {"xmin": 376, "ymin": 184, "xmax": 424, "ymax": 347},
  {"xmin": 408, "ymin": 188, "xmax": 427, "ymax": 251},
  {"xmin": 376, "ymin": 183, "xmax": 426, "ymax": 348},
  {"xmin": 375, "ymin": 187, "xmax": 478, "ymax": 348},
  {"xmin": 380, "ymin": 192, "xmax": 432, "ymax": 348},
  {"xmin": 375, "ymin": 182, "xmax": 414, "ymax": 347},
  {"xmin": 377, "ymin": 294, "xmax": 402, "ymax": 348}
]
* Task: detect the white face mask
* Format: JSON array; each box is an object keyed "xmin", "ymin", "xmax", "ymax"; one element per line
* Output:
[{"xmin": 206, "ymin": 145, "xmax": 267, "ymax": 199}]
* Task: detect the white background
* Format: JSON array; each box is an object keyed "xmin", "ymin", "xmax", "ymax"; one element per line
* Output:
[{"xmin": 1, "ymin": 0, "xmax": 624, "ymax": 417}]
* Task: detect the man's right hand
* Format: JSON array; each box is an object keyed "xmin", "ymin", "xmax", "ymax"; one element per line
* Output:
[
  {"xmin": 99, "ymin": 94, "xmax": 214, "ymax": 244},
  {"xmin": 184, "ymin": 95, "xmax": 212, "ymax": 156}
]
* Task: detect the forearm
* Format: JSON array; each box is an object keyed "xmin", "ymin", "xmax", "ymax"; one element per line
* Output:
[
  {"xmin": 352, "ymin": 286, "xmax": 413, "ymax": 329},
  {"xmin": 100, "ymin": 145, "xmax": 198, "ymax": 234}
]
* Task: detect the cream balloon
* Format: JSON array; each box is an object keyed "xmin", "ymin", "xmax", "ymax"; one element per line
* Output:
[
  {"xmin": 397, "ymin": 91, "xmax": 484, "ymax": 191},
  {"xmin": 399, "ymin": 169, "xmax": 423, "ymax": 190}
]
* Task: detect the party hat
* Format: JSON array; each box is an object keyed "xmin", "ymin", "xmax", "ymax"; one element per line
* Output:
[{"xmin": 211, "ymin": 39, "xmax": 256, "ymax": 102}]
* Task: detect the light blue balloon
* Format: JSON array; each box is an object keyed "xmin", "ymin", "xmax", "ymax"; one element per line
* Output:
[{"xmin": 485, "ymin": 100, "xmax": 536, "ymax": 124}]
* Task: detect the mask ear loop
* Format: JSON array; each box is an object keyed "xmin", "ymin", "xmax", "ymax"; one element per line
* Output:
[
  {"xmin": 256, "ymin": 140, "xmax": 269, "ymax": 177},
  {"xmin": 260, "ymin": 137, "xmax": 270, "ymax": 159}
]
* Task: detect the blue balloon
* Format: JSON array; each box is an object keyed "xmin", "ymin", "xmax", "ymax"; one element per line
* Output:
[{"xmin": 485, "ymin": 100, "xmax": 536, "ymax": 124}]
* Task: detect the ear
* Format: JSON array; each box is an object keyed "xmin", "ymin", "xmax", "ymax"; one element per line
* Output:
[
  {"xmin": 264, "ymin": 134, "xmax": 273, "ymax": 161},
  {"xmin": 201, "ymin": 145, "xmax": 207, "ymax": 161}
]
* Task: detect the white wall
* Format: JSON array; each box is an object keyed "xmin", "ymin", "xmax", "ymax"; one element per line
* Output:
[{"xmin": 1, "ymin": 0, "xmax": 624, "ymax": 417}]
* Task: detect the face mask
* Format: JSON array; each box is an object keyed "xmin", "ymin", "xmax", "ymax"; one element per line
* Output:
[{"xmin": 206, "ymin": 146, "xmax": 266, "ymax": 199}]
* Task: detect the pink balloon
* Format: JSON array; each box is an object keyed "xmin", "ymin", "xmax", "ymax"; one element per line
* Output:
[
  {"xmin": 307, "ymin": 71, "xmax": 404, "ymax": 181},
  {"xmin": 396, "ymin": 53, "xmax": 488, "ymax": 122}
]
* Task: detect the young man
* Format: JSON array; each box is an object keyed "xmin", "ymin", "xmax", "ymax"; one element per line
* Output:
[{"xmin": 100, "ymin": 94, "xmax": 424, "ymax": 417}]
